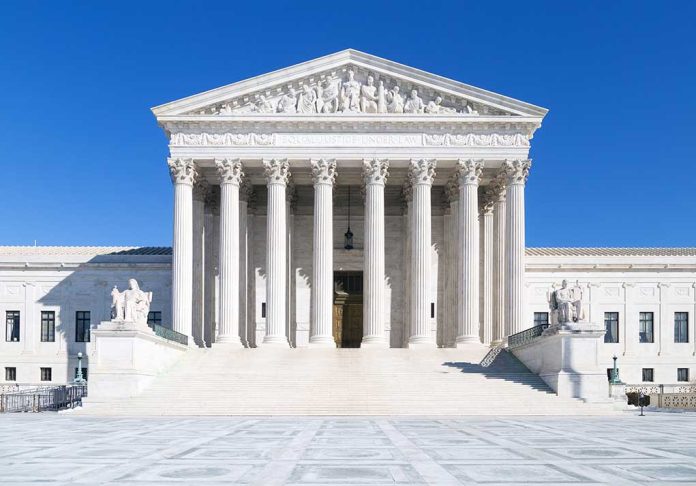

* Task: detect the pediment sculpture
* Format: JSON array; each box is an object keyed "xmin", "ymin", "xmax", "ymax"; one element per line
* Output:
[
  {"xmin": 187, "ymin": 68, "xmax": 486, "ymax": 116},
  {"xmin": 111, "ymin": 278, "xmax": 153, "ymax": 325}
]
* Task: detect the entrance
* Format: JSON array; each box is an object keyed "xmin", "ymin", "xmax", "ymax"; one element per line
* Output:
[{"xmin": 333, "ymin": 272, "xmax": 363, "ymax": 348}]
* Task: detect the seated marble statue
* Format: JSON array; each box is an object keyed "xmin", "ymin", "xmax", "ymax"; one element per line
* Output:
[
  {"xmin": 548, "ymin": 279, "xmax": 585, "ymax": 324},
  {"xmin": 111, "ymin": 279, "xmax": 153, "ymax": 325}
]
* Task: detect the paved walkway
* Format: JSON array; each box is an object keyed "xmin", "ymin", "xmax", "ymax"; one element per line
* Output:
[{"xmin": 1, "ymin": 413, "xmax": 695, "ymax": 484}]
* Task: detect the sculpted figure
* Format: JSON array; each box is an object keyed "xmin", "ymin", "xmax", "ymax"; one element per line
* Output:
[
  {"xmin": 111, "ymin": 279, "xmax": 153, "ymax": 325},
  {"xmin": 377, "ymin": 80, "xmax": 387, "ymax": 113},
  {"xmin": 463, "ymin": 101, "xmax": 479, "ymax": 115},
  {"xmin": 404, "ymin": 89, "xmax": 424, "ymax": 113},
  {"xmin": 219, "ymin": 103, "xmax": 233, "ymax": 115},
  {"xmin": 426, "ymin": 96, "xmax": 457, "ymax": 114},
  {"xmin": 297, "ymin": 84, "xmax": 317, "ymax": 113},
  {"xmin": 549, "ymin": 279, "xmax": 585, "ymax": 324},
  {"xmin": 318, "ymin": 78, "xmax": 340, "ymax": 113},
  {"xmin": 387, "ymin": 85, "xmax": 404, "ymax": 113},
  {"xmin": 254, "ymin": 95, "xmax": 275, "ymax": 113},
  {"xmin": 340, "ymin": 69, "xmax": 361, "ymax": 112},
  {"xmin": 277, "ymin": 88, "xmax": 297, "ymax": 113},
  {"xmin": 360, "ymin": 75, "xmax": 379, "ymax": 113}
]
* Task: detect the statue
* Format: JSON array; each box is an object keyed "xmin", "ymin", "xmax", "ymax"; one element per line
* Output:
[
  {"xmin": 317, "ymin": 78, "xmax": 340, "ymax": 113},
  {"xmin": 277, "ymin": 88, "xmax": 297, "ymax": 113},
  {"xmin": 425, "ymin": 96, "xmax": 457, "ymax": 114},
  {"xmin": 549, "ymin": 280, "xmax": 585, "ymax": 324},
  {"xmin": 377, "ymin": 80, "xmax": 387, "ymax": 113},
  {"xmin": 218, "ymin": 103, "xmax": 233, "ymax": 115},
  {"xmin": 404, "ymin": 89, "xmax": 424, "ymax": 113},
  {"xmin": 360, "ymin": 75, "xmax": 379, "ymax": 113},
  {"xmin": 340, "ymin": 70, "xmax": 361, "ymax": 112},
  {"xmin": 387, "ymin": 85, "xmax": 404, "ymax": 113},
  {"xmin": 110, "ymin": 279, "xmax": 153, "ymax": 325},
  {"xmin": 297, "ymin": 84, "xmax": 317, "ymax": 113},
  {"xmin": 254, "ymin": 95, "xmax": 275, "ymax": 113}
]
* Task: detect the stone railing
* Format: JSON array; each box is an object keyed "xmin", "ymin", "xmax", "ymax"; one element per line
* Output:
[
  {"xmin": 507, "ymin": 324, "xmax": 549, "ymax": 348},
  {"xmin": 611, "ymin": 383, "xmax": 696, "ymax": 409}
]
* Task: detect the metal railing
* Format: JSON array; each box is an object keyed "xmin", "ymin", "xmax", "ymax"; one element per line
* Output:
[
  {"xmin": 148, "ymin": 322, "xmax": 188, "ymax": 346},
  {"xmin": 0, "ymin": 385, "xmax": 87, "ymax": 413},
  {"xmin": 507, "ymin": 323, "xmax": 549, "ymax": 348},
  {"xmin": 480, "ymin": 344, "xmax": 506, "ymax": 367}
]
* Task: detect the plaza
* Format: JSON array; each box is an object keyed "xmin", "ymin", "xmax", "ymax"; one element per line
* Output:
[{"xmin": 2, "ymin": 413, "xmax": 696, "ymax": 484}]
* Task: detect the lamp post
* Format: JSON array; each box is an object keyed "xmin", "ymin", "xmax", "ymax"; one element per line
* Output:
[
  {"xmin": 610, "ymin": 354, "xmax": 622, "ymax": 384},
  {"xmin": 74, "ymin": 352, "xmax": 86, "ymax": 385}
]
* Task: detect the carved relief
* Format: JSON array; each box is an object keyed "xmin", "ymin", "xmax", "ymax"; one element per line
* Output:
[
  {"xmin": 310, "ymin": 159, "xmax": 337, "ymax": 186},
  {"xmin": 409, "ymin": 159, "xmax": 436, "ymax": 185},
  {"xmin": 457, "ymin": 159, "xmax": 483, "ymax": 186},
  {"xmin": 167, "ymin": 158, "xmax": 197, "ymax": 185},
  {"xmin": 263, "ymin": 158, "xmax": 290, "ymax": 185},
  {"xmin": 362, "ymin": 159, "xmax": 389, "ymax": 185},
  {"xmin": 502, "ymin": 159, "xmax": 532, "ymax": 185},
  {"xmin": 216, "ymin": 158, "xmax": 244, "ymax": 185}
]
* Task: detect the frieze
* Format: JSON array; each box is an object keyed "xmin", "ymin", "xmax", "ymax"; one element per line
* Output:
[{"xmin": 170, "ymin": 132, "xmax": 530, "ymax": 148}]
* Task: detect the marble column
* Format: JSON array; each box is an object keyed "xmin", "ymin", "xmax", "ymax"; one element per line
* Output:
[
  {"xmin": 239, "ymin": 180, "xmax": 253, "ymax": 347},
  {"xmin": 215, "ymin": 158, "xmax": 244, "ymax": 347},
  {"xmin": 446, "ymin": 176, "xmax": 459, "ymax": 347},
  {"xmin": 203, "ymin": 191, "xmax": 218, "ymax": 347},
  {"xmin": 401, "ymin": 181, "xmax": 412, "ymax": 348},
  {"xmin": 168, "ymin": 158, "xmax": 197, "ymax": 341},
  {"xmin": 310, "ymin": 159, "xmax": 337, "ymax": 346},
  {"xmin": 263, "ymin": 158, "xmax": 290, "ymax": 346},
  {"xmin": 456, "ymin": 159, "xmax": 483, "ymax": 346},
  {"xmin": 362, "ymin": 158, "xmax": 389, "ymax": 347},
  {"xmin": 480, "ymin": 191, "xmax": 495, "ymax": 345},
  {"xmin": 408, "ymin": 159, "xmax": 437, "ymax": 347},
  {"xmin": 503, "ymin": 159, "xmax": 531, "ymax": 337},
  {"xmin": 492, "ymin": 176, "xmax": 506, "ymax": 344},
  {"xmin": 192, "ymin": 181, "xmax": 208, "ymax": 347}
]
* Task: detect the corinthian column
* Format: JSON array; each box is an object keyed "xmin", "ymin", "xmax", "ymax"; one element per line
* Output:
[
  {"xmin": 492, "ymin": 176, "xmax": 506, "ymax": 344},
  {"xmin": 480, "ymin": 191, "xmax": 495, "ymax": 345},
  {"xmin": 215, "ymin": 158, "xmax": 244, "ymax": 347},
  {"xmin": 263, "ymin": 158, "xmax": 290, "ymax": 346},
  {"xmin": 168, "ymin": 158, "xmax": 197, "ymax": 342},
  {"xmin": 503, "ymin": 159, "xmax": 531, "ymax": 337},
  {"xmin": 408, "ymin": 159, "xmax": 436, "ymax": 347},
  {"xmin": 192, "ymin": 181, "xmax": 209, "ymax": 347},
  {"xmin": 456, "ymin": 159, "xmax": 483, "ymax": 345},
  {"xmin": 445, "ymin": 176, "xmax": 459, "ymax": 347},
  {"xmin": 362, "ymin": 158, "xmax": 389, "ymax": 347},
  {"xmin": 310, "ymin": 159, "xmax": 337, "ymax": 346}
]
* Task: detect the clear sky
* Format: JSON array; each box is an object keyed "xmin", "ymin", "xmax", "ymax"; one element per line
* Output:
[{"xmin": 1, "ymin": 1, "xmax": 694, "ymax": 248}]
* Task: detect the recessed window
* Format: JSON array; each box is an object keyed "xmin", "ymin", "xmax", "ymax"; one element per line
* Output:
[
  {"xmin": 5, "ymin": 367, "xmax": 16, "ymax": 381},
  {"xmin": 41, "ymin": 311, "xmax": 55, "ymax": 342},
  {"xmin": 261, "ymin": 302, "xmax": 266, "ymax": 318},
  {"xmin": 678, "ymin": 368, "xmax": 690, "ymax": 382},
  {"xmin": 604, "ymin": 312, "xmax": 619, "ymax": 343},
  {"xmin": 6, "ymin": 311, "xmax": 20, "ymax": 342},
  {"xmin": 75, "ymin": 311, "xmax": 90, "ymax": 342},
  {"xmin": 40, "ymin": 367, "xmax": 52, "ymax": 382},
  {"xmin": 74, "ymin": 367, "xmax": 88, "ymax": 381},
  {"xmin": 675, "ymin": 312, "xmax": 689, "ymax": 343},
  {"xmin": 147, "ymin": 311, "xmax": 162, "ymax": 326},
  {"xmin": 642, "ymin": 368, "xmax": 654, "ymax": 382},
  {"xmin": 639, "ymin": 312, "xmax": 654, "ymax": 343},
  {"xmin": 534, "ymin": 312, "xmax": 549, "ymax": 327},
  {"xmin": 430, "ymin": 303, "xmax": 435, "ymax": 319}
]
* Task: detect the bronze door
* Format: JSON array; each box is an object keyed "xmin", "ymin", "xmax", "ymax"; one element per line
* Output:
[{"xmin": 333, "ymin": 272, "xmax": 363, "ymax": 348}]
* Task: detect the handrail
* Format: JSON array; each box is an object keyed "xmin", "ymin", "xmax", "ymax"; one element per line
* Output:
[
  {"xmin": 0, "ymin": 385, "xmax": 87, "ymax": 413},
  {"xmin": 507, "ymin": 324, "xmax": 549, "ymax": 348},
  {"xmin": 480, "ymin": 344, "xmax": 505, "ymax": 367},
  {"xmin": 148, "ymin": 322, "xmax": 188, "ymax": 346}
]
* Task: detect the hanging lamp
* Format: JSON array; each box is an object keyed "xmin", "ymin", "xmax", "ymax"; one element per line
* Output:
[{"xmin": 344, "ymin": 186, "xmax": 354, "ymax": 250}]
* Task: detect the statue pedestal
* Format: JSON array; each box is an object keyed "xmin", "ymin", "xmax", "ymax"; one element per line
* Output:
[
  {"xmin": 510, "ymin": 322, "xmax": 609, "ymax": 402},
  {"xmin": 84, "ymin": 320, "xmax": 188, "ymax": 403}
]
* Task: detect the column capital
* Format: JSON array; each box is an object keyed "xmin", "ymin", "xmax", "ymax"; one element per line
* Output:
[
  {"xmin": 310, "ymin": 158, "xmax": 337, "ymax": 186},
  {"xmin": 192, "ymin": 180, "xmax": 210, "ymax": 201},
  {"xmin": 502, "ymin": 159, "xmax": 532, "ymax": 185},
  {"xmin": 408, "ymin": 158, "xmax": 436, "ymax": 186},
  {"xmin": 456, "ymin": 159, "xmax": 483, "ymax": 186},
  {"xmin": 263, "ymin": 158, "xmax": 290, "ymax": 186},
  {"xmin": 362, "ymin": 158, "xmax": 389, "ymax": 186},
  {"xmin": 216, "ymin": 158, "xmax": 244, "ymax": 185},
  {"xmin": 168, "ymin": 158, "xmax": 198, "ymax": 185}
]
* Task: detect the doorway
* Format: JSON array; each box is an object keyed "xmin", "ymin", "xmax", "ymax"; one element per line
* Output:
[{"xmin": 333, "ymin": 272, "xmax": 363, "ymax": 348}]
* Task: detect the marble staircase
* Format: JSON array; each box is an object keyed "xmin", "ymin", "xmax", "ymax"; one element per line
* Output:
[{"xmin": 78, "ymin": 344, "xmax": 616, "ymax": 416}]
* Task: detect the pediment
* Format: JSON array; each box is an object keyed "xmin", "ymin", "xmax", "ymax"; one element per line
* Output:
[{"xmin": 152, "ymin": 49, "xmax": 547, "ymax": 119}]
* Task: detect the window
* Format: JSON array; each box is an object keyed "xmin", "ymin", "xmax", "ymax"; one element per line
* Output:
[
  {"xmin": 642, "ymin": 368, "xmax": 654, "ymax": 382},
  {"xmin": 677, "ymin": 368, "xmax": 690, "ymax": 382},
  {"xmin": 261, "ymin": 302, "xmax": 267, "ymax": 318},
  {"xmin": 75, "ymin": 311, "xmax": 90, "ymax": 342},
  {"xmin": 639, "ymin": 312, "xmax": 654, "ymax": 343},
  {"xmin": 40, "ymin": 367, "xmax": 52, "ymax": 382},
  {"xmin": 534, "ymin": 312, "xmax": 549, "ymax": 327},
  {"xmin": 675, "ymin": 312, "xmax": 689, "ymax": 343},
  {"xmin": 430, "ymin": 303, "xmax": 435, "ymax": 319},
  {"xmin": 147, "ymin": 311, "xmax": 162, "ymax": 326},
  {"xmin": 41, "ymin": 311, "xmax": 55, "ymax": 342},
  {"xmin": 74, "ymin": 367, "xmax": 88, "ymax": 381},
  {"xmin": 604, "ymin": 312, "xmax": 619, "ymax": 343},
  {"xmin": 6, "ymin": 311, "xmax": 20, "ymax": 342},
  {"xmin": 5, "ymin": 367, "xmax": 16, "ymax": 381}
]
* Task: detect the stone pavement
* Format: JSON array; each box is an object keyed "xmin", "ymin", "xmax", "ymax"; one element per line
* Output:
[{"xmin": 1, "ymin": 413, "xmax": 696, "ymax": 484}]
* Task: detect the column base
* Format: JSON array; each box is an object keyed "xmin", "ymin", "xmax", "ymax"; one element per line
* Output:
[
  {"xmin": 490, "ymin": 339, "xmax": 503, "ymax": 347},
  {"xmin": 215, "ymin": 336, "xmax": 245, "ymax": 348},
  {"xmin": 361, "ymin": 336, "xmax": 388, "ymax": 348},
  {"xmin": 309, "ymin": 336, "xmax": 336, "ymax": 347},
  {"xmin": 455, "ymin": 336, "xmax": 482, "ymax": 347},
  {"xmin": 262, "ymin": 335, "xmax": 290, "ymax": 347},
  {"xmin": 408, "ymin": 336, "xmax": 436, "ymax": 348}
]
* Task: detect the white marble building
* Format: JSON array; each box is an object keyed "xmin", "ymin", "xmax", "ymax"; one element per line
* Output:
[{"xmin": 1, "ymin": 50, "xmax": 694, "ymax": 388}]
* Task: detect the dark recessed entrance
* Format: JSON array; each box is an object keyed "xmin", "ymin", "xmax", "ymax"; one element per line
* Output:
[{"xmin": 333, "ymin": 271, "xmax": 363, "ymax": 348}]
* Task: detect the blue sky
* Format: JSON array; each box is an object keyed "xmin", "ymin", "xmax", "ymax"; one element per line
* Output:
[{"xmin": 1, "ymin": 1, "xmax": 694, "ymax": 247}]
